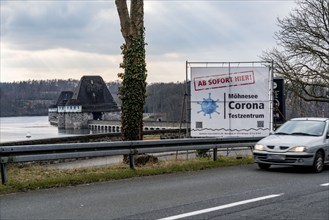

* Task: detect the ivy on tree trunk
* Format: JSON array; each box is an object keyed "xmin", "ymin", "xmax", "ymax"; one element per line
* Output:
[{"xmin": 118, "ymin": 32, "xmax": 147, "ymax": 140}]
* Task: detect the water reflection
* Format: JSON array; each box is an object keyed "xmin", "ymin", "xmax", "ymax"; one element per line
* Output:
[{"xmin": 0, "ymin": 116, "xmax": 110, "ymax": 143}]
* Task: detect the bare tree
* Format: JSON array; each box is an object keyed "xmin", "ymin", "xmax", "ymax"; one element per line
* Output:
[
  {"xmin": 262, "ymin": 0, "xmax": 329, "ymax": 103},
  {"xmin": 115, "ymin": 0, "xmax": 147, "ymax": 140}
]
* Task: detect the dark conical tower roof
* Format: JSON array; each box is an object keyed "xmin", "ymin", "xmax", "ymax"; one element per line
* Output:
[
  {"xmin": 56, "ymin": 91, "xmax": 74, "ymax": 106},
  {"xmin": 72, "ymin": 75, "xmax": 119, "ymax": 112}
]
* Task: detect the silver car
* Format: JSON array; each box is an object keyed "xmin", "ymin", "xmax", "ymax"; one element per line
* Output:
[{"xmin": 253, "ymin": 117, "xmax": 329, "ymax": 172}]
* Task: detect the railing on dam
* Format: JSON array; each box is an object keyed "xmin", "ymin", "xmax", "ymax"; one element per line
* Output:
[
  {"xmin": 0, "ymin": 136, "xmax": 262, "ymax": 184},
  {"xmin": 88, "ymin": 120, "xmax": 183, "ymax": 133}
]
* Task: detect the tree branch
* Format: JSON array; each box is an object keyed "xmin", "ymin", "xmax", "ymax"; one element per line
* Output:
[{"xmin": 115, "ymin": 0, "xmax": 131, "ymax": 44}]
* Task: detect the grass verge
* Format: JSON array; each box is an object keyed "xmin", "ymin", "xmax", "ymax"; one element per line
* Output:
[{"xmin": 0, "ymin": 156, "xmax": 254, "ymax": 194}]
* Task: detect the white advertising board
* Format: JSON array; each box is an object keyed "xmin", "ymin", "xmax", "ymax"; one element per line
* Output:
[{"xmin": 190, "ymin": 66, "xmax": 272, "ymax": 137}]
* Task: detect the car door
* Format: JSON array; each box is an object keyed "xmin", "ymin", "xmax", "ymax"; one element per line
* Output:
[{"xmin": 325, "ymin": 122, "xmax": 329, "ymax": 162}]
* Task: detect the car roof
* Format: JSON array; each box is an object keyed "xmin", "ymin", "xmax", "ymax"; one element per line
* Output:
[{"xmin": 290, "ymin": 117, "xmax": 329, "ymax": 122}]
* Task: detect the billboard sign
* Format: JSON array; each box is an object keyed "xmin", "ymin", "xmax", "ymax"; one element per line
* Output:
[{"xmin": 190, "ymin": 65, "xmax": 272, "ymax": 137}]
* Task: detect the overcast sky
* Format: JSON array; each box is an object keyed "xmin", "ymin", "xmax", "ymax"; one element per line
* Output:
[{"xmin": 1, "ymin": 0, "xmax": 296, "ymax": 83}]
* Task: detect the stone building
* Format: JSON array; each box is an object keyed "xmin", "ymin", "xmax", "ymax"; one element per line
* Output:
[{"xmin": 49, "ymin": 75, "xmax": 119, "ymax": 129}]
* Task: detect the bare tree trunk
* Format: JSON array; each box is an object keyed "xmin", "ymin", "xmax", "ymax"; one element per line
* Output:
[{"xmin": 115, "ymin": 0, "xmax": 144, "ymax": 46}]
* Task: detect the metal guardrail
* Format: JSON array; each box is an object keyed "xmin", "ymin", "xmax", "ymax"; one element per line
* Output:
[{"xmin": 0, "ymin": 137, "xmax": 262, "ymax": 184}]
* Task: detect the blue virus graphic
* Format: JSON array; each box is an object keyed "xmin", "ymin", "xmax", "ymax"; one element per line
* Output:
[{"xmin": 197, "ymin": 93, "xmax": 220, "ymax": 118}]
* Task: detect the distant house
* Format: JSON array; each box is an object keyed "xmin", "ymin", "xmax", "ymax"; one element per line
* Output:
[{"xmin": 48, "ymin": 75, "xmax": 119, "ymax": 129}]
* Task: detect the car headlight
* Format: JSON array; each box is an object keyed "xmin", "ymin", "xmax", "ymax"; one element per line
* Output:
[
  {"xmin": 288, "ymin": 146, "xmax": 307, "ymax": 152},
  {"xmin": 254, "ymin": 144, "xmax": 265, "ymax": 151}
]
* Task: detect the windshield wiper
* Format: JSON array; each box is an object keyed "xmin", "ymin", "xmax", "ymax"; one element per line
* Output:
[
  {"xmin": 290, "ymin": 132, "xmax": 317, "ymax": 136},
  {"xmin": 274, "ymin": 132, "xmax": 290, "ymax": 135}
]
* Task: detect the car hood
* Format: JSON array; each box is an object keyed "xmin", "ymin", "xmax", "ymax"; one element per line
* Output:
[{"xmin": 258, "ymin": 134, "xmax": 323, "ymax": 147}]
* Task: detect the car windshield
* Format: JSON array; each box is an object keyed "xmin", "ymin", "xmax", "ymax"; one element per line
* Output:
[{"xmin": 275, "ymin": 120, "xmax": 326, "ymax": 136}]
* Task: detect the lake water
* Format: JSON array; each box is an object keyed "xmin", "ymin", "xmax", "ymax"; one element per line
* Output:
[{"xmin": 0, "ymin": 116, "xmax": 93, "ymax": 143}]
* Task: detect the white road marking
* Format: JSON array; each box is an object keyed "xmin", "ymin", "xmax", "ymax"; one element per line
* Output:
[
  {"xmin": 158, "ymin": 193, "xmax": 284, "ymax": 220},
  {"xmin": 320, "ymin": 183, "xmax": 329, "ymax": 186}
]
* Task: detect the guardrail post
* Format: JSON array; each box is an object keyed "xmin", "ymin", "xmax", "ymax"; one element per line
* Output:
[
  {"xmin": 1, "ymin": 163, "xmax": 8, "ymax": 185},
  {"xmin": 213, "ymin": 147, "xmax": 218, "ymax": 161},
  {"xmin": 129, "ymin": 154, "xmax": 135, "ymax": 169}
]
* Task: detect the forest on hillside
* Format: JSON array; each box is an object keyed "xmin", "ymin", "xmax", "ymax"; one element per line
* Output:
[
  {"xmin": 0, "ymin": 79, "xmax": 79, "ymax": 117},
  {"xmin": 0, "ymin": 79, "xmax": 186, "ymax": 121},
  {"xmin": 0, "ymin": 79, "xmax": 328, "ymax": 121}
]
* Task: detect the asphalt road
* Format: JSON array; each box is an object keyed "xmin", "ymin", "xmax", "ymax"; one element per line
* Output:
[{"xmin": 1, "ymin": 164, "xmax": 328, "ymax": 220}]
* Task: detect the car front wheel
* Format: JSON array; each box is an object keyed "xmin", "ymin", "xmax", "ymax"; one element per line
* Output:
[
  {"xmin": 258, "ymin": 163, "xmax": 271, "ymax": 170},
  {"xmin": 312, "ymin": 151, "xmax": 324, "ymax": 173}
]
